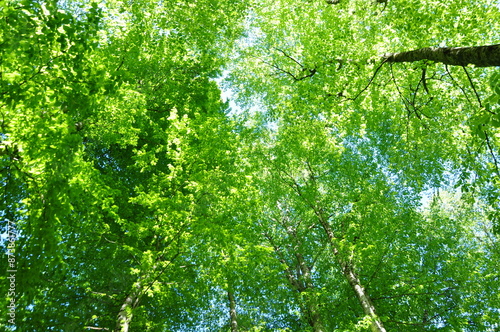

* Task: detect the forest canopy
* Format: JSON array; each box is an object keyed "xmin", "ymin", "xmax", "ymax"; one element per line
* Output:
[{"xmin": 1, "ymin": 0, "xmax": 499, "ymax": 331}]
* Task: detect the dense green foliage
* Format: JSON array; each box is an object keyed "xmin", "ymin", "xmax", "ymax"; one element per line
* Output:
[{"xmin": 1, "ymin": 0, "xmax": 499, "ymax": 331}]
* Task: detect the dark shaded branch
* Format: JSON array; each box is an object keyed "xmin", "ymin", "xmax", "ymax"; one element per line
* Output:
[
  {"xmin": 263, "ymin": 49, "xmax": 318, "ymax": 81},
  {"xmin": 421, "ymin": 68, "xmax": 429, "ymax": 94},
  {"xmin": 390, "ymin": 64, "xmax": 412, "ymax": 116},
  {"xmin": 116, "ymin": 60, "xmax": 124, "ymax": 72},
  {"xmin": 261, "ymin": 59, "xmax": 300, "ymax": 81},
  {"xmin": 461, "ymin": 66, "xmax": 483, "ymax": 108},
  {"xmin": 461, "ymin": 66, "xmax": 496, "ymax": 116}
]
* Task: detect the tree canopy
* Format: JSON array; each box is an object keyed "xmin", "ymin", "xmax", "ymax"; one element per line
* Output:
[{"xmin": 1, "ymin": 0, "xmax": 499, "ymax": 331}]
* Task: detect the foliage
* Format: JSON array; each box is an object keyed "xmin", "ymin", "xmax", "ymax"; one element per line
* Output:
[{"xmin": 0, "ymin": 0, "xmax": 499, "ymax": 331}]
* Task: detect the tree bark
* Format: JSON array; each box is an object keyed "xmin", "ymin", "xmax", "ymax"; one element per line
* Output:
[
  {"xmin": 228, "ymin": 290, "xmax": 239, "ymax": 332},
  {"xmin": 383, "ymin": 44, "xmax": 500, "ymax": 67}
]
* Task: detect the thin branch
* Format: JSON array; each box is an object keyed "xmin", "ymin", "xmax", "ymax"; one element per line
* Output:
[
  {"xmin": 116, "ymin": 59, "xmax": 124, "ymax": 72},
  {"xmin": 350, "ymin": 59, "xmax": 388, "ymax": 101},
  {"xmin": 311, "ymin": 245, "xmax": 328, "ymax": 266},
  {"xmin": 422, "ymin": 67, "xmax": 430, "ymax": 94},
  {"xmin": 412, "ymin": 74, "xmax": 422, "ymax": 106},
  {"xmin": 263, "ymin": 230, "xmax": 302, "ymax": 291},
  {"xmin": 261, "ymin": 50, "xmax": 318, "ymax": 81},
  {"xmin": 445, "ymin": 65, "xmax": 473, "ymax": 106},
  {"xmin": 84, "ymin": 327, "xmax": 109, "ymax": 331},
  {"xmin": 275, "ymin": 48, "xmax": 305, "ymax": 68},
  {"xmin": 103, "ymin": 236, "xmax": 117, "ymax": 244},
  {"xmin": 484, "ymin": 130, "xmax": 500, "ymax": 178},
  {"xmin": 260, "ymin": 58, "xmax": 300, "ymax": 81},
  {"xmin": 461, "ymin": 66, "xmax": 487, "ymax": 111},
  {"xmin": 365, "ymin": 247, "xmax": 390, "ymax": 289},
  {"xmin": 390, "ymin": 63, "xmax": 412, "ymax": 117},
  {"xmin": 138, "ymin": 250, "xmax": 181, "ymax": 302}
]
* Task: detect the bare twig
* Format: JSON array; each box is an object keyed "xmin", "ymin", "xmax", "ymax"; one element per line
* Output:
[{"xmin": 390, "ymin": 64, "xmax": 412, "ymax": 116}]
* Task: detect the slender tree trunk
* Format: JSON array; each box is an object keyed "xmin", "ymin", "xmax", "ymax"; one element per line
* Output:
[
  {"xmin": 316, "ymin": 212, "xmax": 386, "ymax": 332},
  {"xmin": 383, "ymin": 44, "xmax": 500, "ymax": 67},
  {"xmin": 228, "ymin": 290, "xmax": 239, "ymax": 332},
  {"xmin": 296, "ymin": 253, "xmax": 325, "ymax": 332},
  {"xmin": 265, "ymin": 231, "xmax": 325, "ymax": 332},
  {"xmin": 115, "ymin": 281, "xmax": 142, "ymax": 332}
]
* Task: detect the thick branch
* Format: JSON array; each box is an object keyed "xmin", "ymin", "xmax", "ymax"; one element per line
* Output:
[{"xmin": 383, "ymin": 44, "xmax": 500, "ymax": 67}]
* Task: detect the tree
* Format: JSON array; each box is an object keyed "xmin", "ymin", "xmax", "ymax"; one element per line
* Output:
[{"xmin": 1, "ymin": 0, "xmax": 247, "ymax": 330}]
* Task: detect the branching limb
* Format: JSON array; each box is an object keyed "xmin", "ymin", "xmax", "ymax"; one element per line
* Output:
[
  {"xmin": 259, "ymin": 58, "xmax": 297, "ymax": 80},
  {"xmin": 261, "ymin": 49, "xmax": 318, "ymax": 81}
]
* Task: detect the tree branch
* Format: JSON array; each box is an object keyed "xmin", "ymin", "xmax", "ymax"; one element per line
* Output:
[{"xmin": 383, "ymin": 44, "xmax": 500, "ymax": 67}]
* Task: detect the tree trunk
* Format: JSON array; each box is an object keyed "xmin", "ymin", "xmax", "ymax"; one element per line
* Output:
[
  {"xmin": 383, "ymin": 44, "xmax": 500, "ymax": 67},
  {"xmin": 296, "ymin": 253, "xmax": 325, "ymax": 332},
  {"xmin": 283, "ymin": 173, "xmax": 385, "ymax": 331},
  {"xmin": 316, "ymin": 213, "xmax": 386, "ymax": 332},
  {"xmin": 115, "ymin": 281, "xmax": 142, "ymax": 332},
  {"xmin": 265, "ymin": 231, "xmax": 325, "ymax": 332},
  {"xmin": 228, "ymin": 290, "xmax": 239, "ymax": 332}
]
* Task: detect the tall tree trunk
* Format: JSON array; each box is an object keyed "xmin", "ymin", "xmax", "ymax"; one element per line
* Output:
[
  {"xmin": 316, "ymin": 212, "xmax": 386, "ymax": 332},
  {"xmin": 228, "ymin": 290, "xmax": 239, "ymax": 332},
  {"xmin": 383, "ymin": 44, "xmax": 500, "ymax": 67},
  {"xmin": 115, "ymin": 280, "xmax": 142, "ymax": 332}
]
